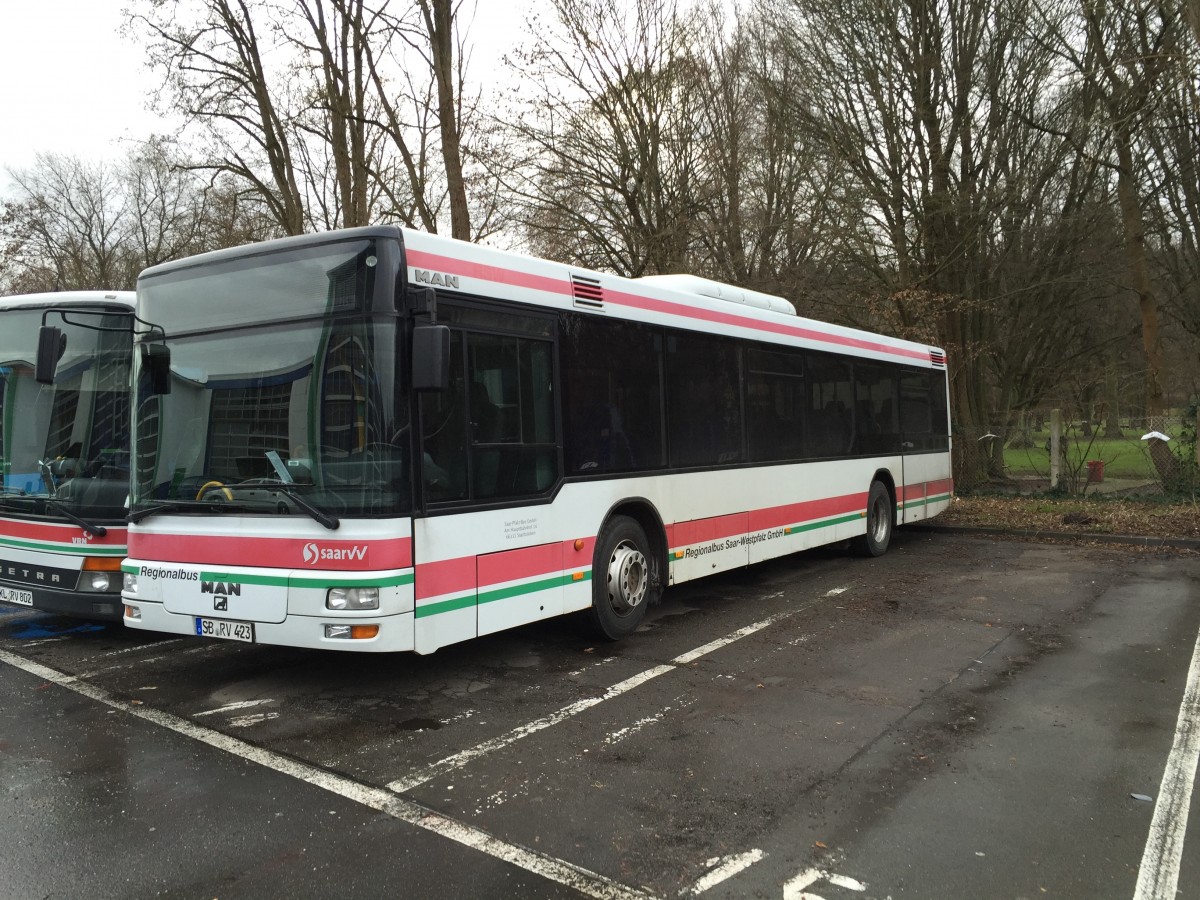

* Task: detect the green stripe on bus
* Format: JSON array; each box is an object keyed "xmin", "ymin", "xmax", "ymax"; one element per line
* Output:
[
  {"xmin": 782, "ymin": 512, "xmax": 864, "ymax": 535},
  {"xmin": 289, "ymin": 573, "xmax": 414, "ymax": 589},
  {"xmin": 0, "ymin": 536, "xmax": 125, "ymax": 556},
  {"xmin": 668, "ymin": 512, "xmax": 864, "ymax": 563},
  {"xmin": 196, "ymin": 570, "xmax": 414, "ymax": 589},
  {"xmin": 416, "ymin": 570, "xmax": 593, "ymax": 619},
  {"xmin": 415, "ymin": 593, "xmax": 477, "ymax": 619},
  {"xmin": 478, "ymin": 571, "xmax": 591, "ymax": 606}
]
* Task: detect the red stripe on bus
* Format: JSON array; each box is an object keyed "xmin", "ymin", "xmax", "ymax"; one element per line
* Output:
[
  {"xmin": 901, "ymin": 484, "xmax": 926, "ymax": 501},
  {"xmin": 746, "ymin": 492, "xmax": 868, "ymax": 532},
  {"xmin": 406, "ymin": 250, "xmax": 933, "ymax": 364},
  {"xmin": 407, "ymin": 249, "xmax": 570, "ymax": 300},
  {"xmin": 604, "ymin": 288, "xmax": 931, "ymax": 362},
  {"xmin": 669, "ymin": 512, "xmax": 750, "ymax": 547},
  {"xmin": 128, "ymin": 532, "xmax": 412, "ymax": 570},
  {"xmin": 927, "ymin": 478, "xmax": 953, "ymax": 495},
  {"xmin": 416, "ymin": 536, "xmax": 596, "ymax": 601},
  {"xmin": 0, "ymin": 517, "xmax": 128, "ymax": 548},
  {"xmin": 478, "ymin": 542, "xmax": 563, "ymax": 587},
  {"xmin": 414, "ymin": 556, "xmax": 475, "ymax": 599}
]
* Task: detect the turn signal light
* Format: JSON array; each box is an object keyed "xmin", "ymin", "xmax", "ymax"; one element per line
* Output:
[
  {"xmin": 324, "ymin": 623, "xmax": 379, "ymax": 640},
  {"xmin": 83, "ymin": 556, "xmax": 123, "ymax": 571}
]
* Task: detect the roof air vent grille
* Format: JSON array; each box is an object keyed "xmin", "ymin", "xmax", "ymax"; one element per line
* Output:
[{"xmin": 571, "ymin": 274, "xmax": 604, "ymax": 309}]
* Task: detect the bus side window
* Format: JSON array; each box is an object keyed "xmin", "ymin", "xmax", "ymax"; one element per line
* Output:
[
  {"xmin": 666, "ymin": 333, "xmax": 742, "ymax": 468},
  {"xmin": 420, "ymin": 330, "xmax": 469, "ymax": 502},
  {"xmin": 900, "ymin": 370, "xmax": 934, "ymax": 450},
  {"xmin": 561, "ymin": 315, "xmax": 664, "ymax": 474}
]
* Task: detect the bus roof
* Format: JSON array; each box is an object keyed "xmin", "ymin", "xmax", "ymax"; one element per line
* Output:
[
  {"xmin": 137, "ymin": 225, "xmax": 946, "ymax": 370},
  {"xmin": 0, "ymin": 290, "xmax": 135, "ymax": 311},
  {"xmin": 401, "ymin": 229, "xmax": 946, "ymax": 370}
]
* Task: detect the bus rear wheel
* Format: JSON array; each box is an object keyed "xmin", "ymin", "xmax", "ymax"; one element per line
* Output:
[
  {"xmin": 585, "ymin": 515, "xmax": 659, "ymax": 640},
  {"xmin": 851, "ymin": 480, "xmax": 893, "ymax": 557}
]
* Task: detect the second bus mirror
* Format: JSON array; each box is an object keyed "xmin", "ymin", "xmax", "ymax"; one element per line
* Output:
[
  {"xmin": 35, "ymin": 326, "xmax": 66, "ymax": 384},
  {"xmin": 142, "ymin": 343, "xmax": 172, "ymax": 395},
  {"xmin": 412, "ymin": 324, "xmax": 450, "ymax": 392}
]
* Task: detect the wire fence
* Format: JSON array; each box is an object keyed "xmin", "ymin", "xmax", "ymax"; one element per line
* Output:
[{"xmin": 954, "ymin": 411, "xmax": 1200, "ymax": 497}]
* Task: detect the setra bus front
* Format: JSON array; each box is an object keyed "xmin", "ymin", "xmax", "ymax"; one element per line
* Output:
[
  {"xmin": 0, "ymin": 293, "xmax": 135, "ymax": 620},
  {"xmin": 122, "ymin": 228, "xmax": 436, "ymax": 651}
]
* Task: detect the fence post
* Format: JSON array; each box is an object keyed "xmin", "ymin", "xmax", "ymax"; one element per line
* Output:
[
  {"xmin": 1050, "ymin": 409, "xmax": 1062, "ymax": 490},
  {"xmin": 1196, "ymin": 410, "xmax": 1200, "ymax": 468}
]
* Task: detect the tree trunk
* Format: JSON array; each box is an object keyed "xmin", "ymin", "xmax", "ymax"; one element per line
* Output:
[
  {"xmin": 1114, "ymin": 129, "xmax": 1165, "ymax": 418},
  {"xmin": 421, "ymin": 0, "xmax": 470, "ymax": 240}
]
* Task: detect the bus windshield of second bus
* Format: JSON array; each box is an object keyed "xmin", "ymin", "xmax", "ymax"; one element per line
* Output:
[{"xmin": 0, "ymin": 293, "xmax": 135, "ymax": 619}]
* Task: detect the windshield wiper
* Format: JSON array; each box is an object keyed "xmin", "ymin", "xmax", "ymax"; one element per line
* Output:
[
  {"xmin": 128, "ymin": 499, "xmax": 237, "ymax": 524},
  {"xmin": 265, "ymin": 483, "xmax": 340, "ymax": 531},
  {"xmin": 41, "ymin": 497, "xmax": 107, "ymax": 537},
  {"xmin": 0, "ymin": 491, "xmax": 107, "ymax": 537}
]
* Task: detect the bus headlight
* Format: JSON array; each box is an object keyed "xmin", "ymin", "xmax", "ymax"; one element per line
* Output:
[
  {"xmin": 326, "ymin": 587, "xmax": 379, "ymax": 610},
  {"xmin": 123, "ymin": 572, "xmax": 139, "ymax": 593},
  {"xmin": 80, "ymin": 558, "xmax": 122, "ymax": 593},
  {"xmin": 82, "ymin": 572, "xmax": 115, "ymax": 592}
]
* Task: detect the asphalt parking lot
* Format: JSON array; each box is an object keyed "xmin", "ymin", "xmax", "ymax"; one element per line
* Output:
[{"xmin": 2, "ymin": 530, "xmax": 1199, "ymax": 899}]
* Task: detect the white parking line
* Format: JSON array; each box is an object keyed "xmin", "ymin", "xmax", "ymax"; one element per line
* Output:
[
  {"xmin": 194, "ymin": 698, "xmax": 275, "ymax": 717},
  {"xmin": 1133, "ymin": 621, "xmax": 1200, "ymax": 900},
  {"xmin": 82, "ymin": 638, "xmax": 186, "ymax": 662},
  {"xmin": 783, "ymin": 868, "xmax": 866, "ymax": 898},
  {"xmin": 0, "ymin": 647, "xmax": 656, "ymax": 900},
  {"xmin": 387, "ymin": 605, "xmax": 806, "ymax": 794},
  {"xmin": 686, "ymin": 850, "xmax": 767, "ymax": 895}
]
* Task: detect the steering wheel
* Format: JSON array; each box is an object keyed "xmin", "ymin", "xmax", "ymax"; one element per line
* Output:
[{"xmin": 196, "ymin": 480, "xmax": 234, "ymax": 501}]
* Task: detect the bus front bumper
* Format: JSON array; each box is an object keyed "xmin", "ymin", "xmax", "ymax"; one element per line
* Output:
[{"xmin": 121, "ymin": 600, "xmax": 416, "ymax": 652}]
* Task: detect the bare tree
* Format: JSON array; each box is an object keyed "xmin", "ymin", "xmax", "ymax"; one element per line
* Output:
[
  {"xmin": 1140, "ymin": 13, "xmax": 1200, "ymax": 377},
  {"xmin": 136, "ymin": 0, "xmax": 309, "ymax": 234},
  {"xmin": 2, "ymin": 154, "xmax": 131, "ymax": 290},
  {"xmin": 687, "ymin": 4, "xmax": 835, "ymax": 302},
  {"xmin": 0, "ymin": 145, "xmax": 280, "ymax": 294},
  {"xmin": 419, "ymin": 0, "xmax": 471, "ymax": 239},
  {"xmin": 771, "ymin": 0, "xmax": 1129, "ymax": 484},
  {"xmin": 1040, "ymin": 0, "xmax": 1186, "ymax": 418},
  {"xmin": 133, "ymin": 0, "xmax": 482, "ymax": 238},
  {"xmin": 501, "ymin": 0, "xmax": 708, "ymax": 276}
]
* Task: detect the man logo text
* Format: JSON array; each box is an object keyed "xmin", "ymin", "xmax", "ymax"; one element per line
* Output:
[
  {"xmin": 201, "ymin": 581, "xmax": 242, "ymax": 597},
  {"xmin": 415, "ymin": 269, "xmax": 460, "ymax": 289}
]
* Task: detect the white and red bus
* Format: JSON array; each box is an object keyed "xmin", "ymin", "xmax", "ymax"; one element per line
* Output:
[
  {"xmin": 0, "ymin": 292, "xmax": 135, "ymax": 620},
  {"xmin": 121, "ymin": 227, "xmax": 951, "ymax": 652}
]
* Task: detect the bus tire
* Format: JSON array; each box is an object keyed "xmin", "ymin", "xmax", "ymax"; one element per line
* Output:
[
  {"xmin": 851, "ymin": 480, "xmax": 893, "ymax": 558},
  {"xmin": 585, "ymin": 515, "xmax": 658, "ymax": 641}
]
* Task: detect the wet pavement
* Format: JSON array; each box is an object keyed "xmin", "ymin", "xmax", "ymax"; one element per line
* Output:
[{"xmin": 2, "ymin": 531, "xmax": 1198, "ymax": 899}]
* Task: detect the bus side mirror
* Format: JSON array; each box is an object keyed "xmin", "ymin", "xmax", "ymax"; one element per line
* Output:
[
  {"xmin": 412, "ymin": 324, "xmax": 450, "ymax": 392},
  {"xmin": 35, "ymin": 326, "xmax": 66, "ymax": 384},
  {"xmin": 142, "ymin": 343, "xmax": 172, "ymax": 395}
]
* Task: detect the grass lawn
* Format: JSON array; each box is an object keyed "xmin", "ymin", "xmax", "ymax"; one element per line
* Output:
[{"xmin": 1002, "ymin": 435, "xmax": 1160, "ymax": 479}]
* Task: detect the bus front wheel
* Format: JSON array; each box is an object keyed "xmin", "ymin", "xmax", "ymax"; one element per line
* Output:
[
  {"xmin": 586, "ymin": 515, "xmax": 659, "ymax": 641},
  {"xmin": 851, "ymin": 480, "xmax": 893, "ymax": 557}
]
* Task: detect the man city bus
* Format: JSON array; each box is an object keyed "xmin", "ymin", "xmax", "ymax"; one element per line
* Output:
[{"xmin": 122, "ymin": 227, "xmax": 951, "ymax": 652}]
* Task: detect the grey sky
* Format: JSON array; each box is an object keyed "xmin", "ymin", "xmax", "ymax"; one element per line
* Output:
[{"xmin": 0, "ymin": 0, "xmax": 533, "ymax": 194}]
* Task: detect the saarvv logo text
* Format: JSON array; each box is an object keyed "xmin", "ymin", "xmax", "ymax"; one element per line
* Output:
[{"xmin": 303, "ymin": 542, "xmax": 368, "ymax": 566}]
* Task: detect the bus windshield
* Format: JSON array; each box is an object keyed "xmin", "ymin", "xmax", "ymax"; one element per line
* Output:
[
  {"xmin": 131, "ymin": 244, "xmax": 410, "ymax": 520},
  {"xmin": 0, "ymin": 306, "xmax": 132, "ymax": 520}
]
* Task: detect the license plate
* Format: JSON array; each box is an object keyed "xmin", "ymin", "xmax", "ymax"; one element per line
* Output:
[
  {"xmin": 194, "ymin": 616, "xmax": 254, "ymax": 643},
  {"xmin": 0, "ymin": 585, "xmax": 34, "ymax": 607}
]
